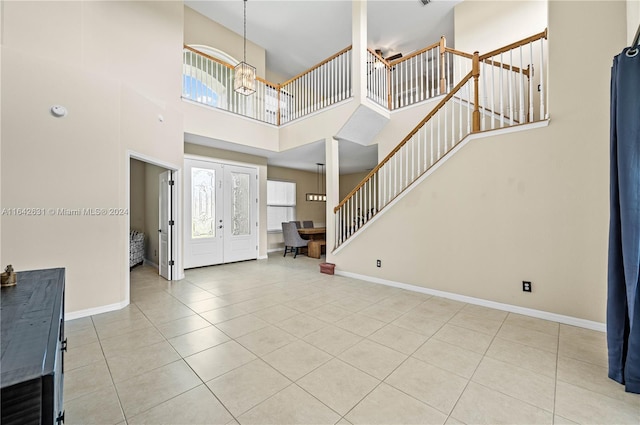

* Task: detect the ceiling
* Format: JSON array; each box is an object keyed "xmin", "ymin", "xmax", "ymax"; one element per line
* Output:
[{"xmin": 183, "ymin": 0, "xmax": 461, "ymax": 174}]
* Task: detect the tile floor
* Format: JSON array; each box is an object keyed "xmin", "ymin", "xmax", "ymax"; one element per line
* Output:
[{"xmin": 65, "ymin": 254, "xmax": 640, "ymax": 424}]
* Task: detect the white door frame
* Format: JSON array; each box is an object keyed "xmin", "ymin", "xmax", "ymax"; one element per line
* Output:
[
  {"xmin": 184, "ymin": 154, "xmax": 260, "ymax": 266},
  {"xmin": 126, "ymin": 151, "xmax": 183, "ymax": 305}
]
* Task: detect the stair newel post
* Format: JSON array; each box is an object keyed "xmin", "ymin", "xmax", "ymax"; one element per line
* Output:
[
  {"xmin": 439, "ymin": 36, "xmax": 446, "ymax": 94},
  {"xmin": 387, "ymin": 63, "xmax": 392, "ymax": 110},
  {"xmin": 472, "ymin": 51, "xmax": 481, "ymax": 133},
  {"xmin": 277, "ymin": 84, "xmax": 281, "ymax": 126}
]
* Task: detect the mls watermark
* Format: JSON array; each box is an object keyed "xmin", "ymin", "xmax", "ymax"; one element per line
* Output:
[{"xmin": 1, "ymin": 208, "xmax": 129, "ymax": 217}]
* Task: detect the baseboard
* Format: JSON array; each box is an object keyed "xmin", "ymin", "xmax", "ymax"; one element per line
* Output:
[
  {"xmin": 65, "ymin": 300, "xmax": 129, "ymax": 321},
  {"xmin": 267, "ymin": 248, "xmax": 284, "ymax": 253},
  {"xmin": 258, "ymin": 255, "xmax": 269, "ymax": 260},
  {"xmin": 143, "ymin": 259, "xmax": 158, "ymax": 269},
  {"xmin": 335, "ymin": 270, "xmax": 606, "ymax": 332}
]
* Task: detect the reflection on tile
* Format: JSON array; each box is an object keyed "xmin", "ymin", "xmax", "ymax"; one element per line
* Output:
[
  {"xmin": 156, "ymin": 314, "xmax": 211, "ymax": 339},
  {"xmin": 106, "ymin": 341, "xmax": 180, "ymax": 383},
  {"xmin": 277, "ymin": 314, "xmax": 328, "ymax": 338},
  {"xmin": 339, "ymin": 339, "xmax": 407, "ymax": 380},
  {"xmin": 303, "ymin": 325, "xmax": 362, "ymax": 356},
  {"xmin": 236, "ymin": 325, "xmax": 298, "ymax": 356},
  {"xmin": 485, "ymin": 337, "xmax": 557, "ymax": 378},
  {"xmin": 65, "ymin": 359, "xmax": 113, "ymax": 402},
  {"xmin": 100, "ymin": 327, "xmax": 165, "ymax": 359},
  {"xmin": 555, "ymin": 380, "xmax": 640, "ymax": 424},
  {"xmin": 558, "ymin": 325, "xmax": 607, "ymax": 367},
  {"xmin": 253, "ymin": 304, "xmax": 300, "ymax": 324},
  {"xmin": 66, "ymin": 325, "xmax": 99, "ymax": 348},
  {"xmin": 472, "ymin": 357, "xmax": 555, "ymax": 411},
  {"xmin": 199, "ymin": 305, "xmax": 248, "ymax": 324},
  {"xmin": 496, "ymin": 323, "xmax": 558, "ymax": 353},
  {"xmin": 206, "ymin": 359, "xmax": 291, "ymax": 416},
  {"xmin": 449, "ymin": 311, "xmax": 503, "ymax": 335},
  {"xmin": 262, "ymin": 340, "xmax": 332, "ymax": 381},
  {"xmin": 413, "ymin": 338, "xmax": 482, "ymax": 379},
  {"xmin": 128, "ymin": 385, "xmax": 233, "ymax": 425},
  {"xmin": 65, "ymin": 341, "xmax": 105, "ymax": 371},
  {"xmin": 297, "ymin": 359, "xmax": 380, "ymax": 415},
  {"xmin": 433, "ymin": 324, "xmax": 493, "ymax": 354},
  {"xmin": 184, "ymin": 340, "xmax": 257, "ymax": 382},
  {"xmin": 335, "ymin": 313, "xmax": 386, "ymax": 337},
  {"xmin": 504, "ymin": 313, "xmax": 558, "ymax": 336},
  {"xmin": 115, "ymin": 360, "xmax": 201, "ymax": 418},
  {"xmin": 369, "ymin": 324, "xmax": 429, "ymax": 355},
  {"xmin": 238, "ymin": 384, "xmax": 341, "ymax": 425},
  {"xmin": 451, "ymin": 382, "xmax": 552, "ymax": 424},
  {"xmin": 557, "ymin": 356, "xmax": 640, "ymax": 404},
  {"xmin": 168, "ymin": 326, "xmax": 230, "ymax": 357},
  {"xmin": 385, "ymin": 357, "xmax": 467, "ymax": 414},
  {"xmin": 346, "ymin": 383, "xmax": 447, "ymax": 425},
  {"xmin": 215, "ymin": 314, "xmax": 269, "ymax": 338},
  {"xmin": 64, "ymin": 384, "xmax": 124, "ymax": 425}
]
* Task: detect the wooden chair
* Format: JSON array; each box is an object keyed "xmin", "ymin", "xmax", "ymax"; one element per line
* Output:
[{"xmin": 302, "ymin": 220, "xmax": 314, "ymax": 228}]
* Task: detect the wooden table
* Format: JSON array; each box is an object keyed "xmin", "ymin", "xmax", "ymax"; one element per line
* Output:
[
  {"xmin": 298, "ymin": 228, "xmax": 326, "ymax": 258},
  {"xmin": 298, "ymin": 227, "xmax": 326, "ymax": 240}
]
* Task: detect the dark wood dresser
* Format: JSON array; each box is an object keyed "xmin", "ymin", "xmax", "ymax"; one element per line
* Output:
[{"xmin": 1, "ymin": 268, "xmax": 66, "ymax": 424}]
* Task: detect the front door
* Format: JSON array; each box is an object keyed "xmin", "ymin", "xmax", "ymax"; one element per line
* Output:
[{"xmin": 184, "ymin": 159, "xmax": 258, "ymax": 268}]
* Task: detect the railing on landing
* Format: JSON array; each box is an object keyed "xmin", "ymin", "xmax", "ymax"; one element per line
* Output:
[
  {"xmin": 182, "ymin": 45, "xmax": 352, "ymax": 126},
  {"xmin": 334, "ymin": 30, "xmax": 548, "ymax": 249},
  {"xmin": 367, "ymin": 37, "xmax": 474, "ymax": 110}
]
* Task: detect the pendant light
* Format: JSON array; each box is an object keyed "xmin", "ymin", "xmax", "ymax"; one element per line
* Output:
[
  {"xmin": 306, "ymin": 163, "xmax": 327, "ymax": 202},
  {"xmin": 234, "ymin": 0, "xmax": 256, "ymax": 95}
]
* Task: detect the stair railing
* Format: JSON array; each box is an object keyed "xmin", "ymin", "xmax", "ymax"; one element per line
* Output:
[
  {"xmin": 367, "ymin": 37, "xmax": 476, "ymax": 111},
  {"xmin": 334, "ymin": 30, "xmax": 548, "ymax": 249}
]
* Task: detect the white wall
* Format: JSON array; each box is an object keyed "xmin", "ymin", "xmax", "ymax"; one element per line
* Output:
[
  {"xmin": 1, "ymin": 1, "xmax": 184, "ymax": 315},
  {"xmin": 333, "ymin": 0, "xmax": 626, "ymax": 324}
]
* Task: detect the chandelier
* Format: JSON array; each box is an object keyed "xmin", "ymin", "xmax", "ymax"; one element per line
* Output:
[{"xmin": 234, "ymin": 0, "xmax": 256, "ymax": 95}]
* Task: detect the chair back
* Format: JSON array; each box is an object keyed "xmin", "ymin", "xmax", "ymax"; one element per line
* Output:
[
  {"xmin": 290, "ymin": 220, "xmax": 302, "ymax": 229},
  {"xmin": 282, "ymin": 222, "xmax": 308, "ymax": 247},
  {"xmin": 302, "ymin": 220, "xmax": 314, "ymax": 228}
]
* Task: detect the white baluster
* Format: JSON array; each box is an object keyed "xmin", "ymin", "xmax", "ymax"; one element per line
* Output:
[
  {"xmin": 529, "ymin": 43, "xmax": 534, "ymax": 122},
  {"xmin": 539, "ymin": 39, "xmax": 546, "ymax": 119}
]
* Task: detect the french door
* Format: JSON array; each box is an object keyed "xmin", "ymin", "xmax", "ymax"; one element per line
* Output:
[{"xmin": 184, "ymin": 158, "xmax": 258, "ymax": 268}]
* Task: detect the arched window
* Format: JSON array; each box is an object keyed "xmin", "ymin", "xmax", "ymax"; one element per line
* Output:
[{"xmin": 182, "ymin": 45, "xmax": 240, "ymax": 108}]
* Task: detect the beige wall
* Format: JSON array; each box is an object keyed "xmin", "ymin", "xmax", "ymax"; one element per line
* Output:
[
  {"xmin": 333, "ymin": 0, "xmax": 625, "ymax": 323},
  {"xmin": 267, "ymin": 166, "xmax": 327, "ymax": 251},
  {"xmin": 184, "ymin": 142, "xmax": 268, "ymax": 258},
  {"xmin": 130, "ymin": 159, "xmax": 146, "ymax": 233},
  {"xmin": 630, "ymin": 0, "xmax": 640, "ymax": 44},
  {"xmin": 184, "ymin": 6, "xmax": 266, "ymax": 79},
  {"xmin": 454, "ymin": 1, "xmax": 548, "ymax": 53},
  {"xmin": 1, "ymin": 1, "xmax": 184, "ymax": 315},
  {"xmin": 340, "ymin": 171, "xmax": 369, "ymax": 201}
]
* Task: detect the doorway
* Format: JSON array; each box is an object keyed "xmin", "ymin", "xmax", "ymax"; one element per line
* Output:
[
  {"xmin": 184, "ymin": 158, "xmax": 258, "ymax": 268},
  {"xmin": 129, "ymin": 157, "xmax": 177, "ymax": 281}
]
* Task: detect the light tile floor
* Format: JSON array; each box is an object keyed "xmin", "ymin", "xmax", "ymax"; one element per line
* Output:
[{"xmin": 65, "ymin": 254, "xmax": 640, "ymax": 424}]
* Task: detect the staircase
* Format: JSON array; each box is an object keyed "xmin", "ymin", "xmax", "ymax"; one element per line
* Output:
[{"xmin": 333, "ymin": 30, "xmax": 548, "ymax": 249}]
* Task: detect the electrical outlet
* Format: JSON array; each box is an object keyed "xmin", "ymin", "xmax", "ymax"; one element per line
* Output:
[
  {"xmin": 376, "ymin": 259, "xmax": 381, "ymax": 268},
  {"xmin": 522, "ymin": 281, "xmax": 532, "ymax": 292}
]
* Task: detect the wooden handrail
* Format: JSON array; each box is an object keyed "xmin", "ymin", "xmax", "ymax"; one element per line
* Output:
[
  {"xmin": 367, "ymin": 48, "xmax": 390, "ymax": 67},
  {"xmin": 334, "ymin": 70, "xmax": 474, "ymax": 213},
  {"xmin": 281, "ymin": 45, "xmax": 352, "ymax": 87},
  {"xmin": 479, "ymin": 29, "xmax": 547, "ymax": 60},
  {"xmin": 183, "ymin": 45, "xmax": 279, "ymax": 88},
  {"xmin": 388, "ymin": 39, "xmax": 442, "ymax": 66},
  {"xmin": 481, "ymin": 59, "xmax": 529, "ymax": 77},
  {"xmin": 444, "ymin": 47, "xmax": 474, "ymax": 59}
]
